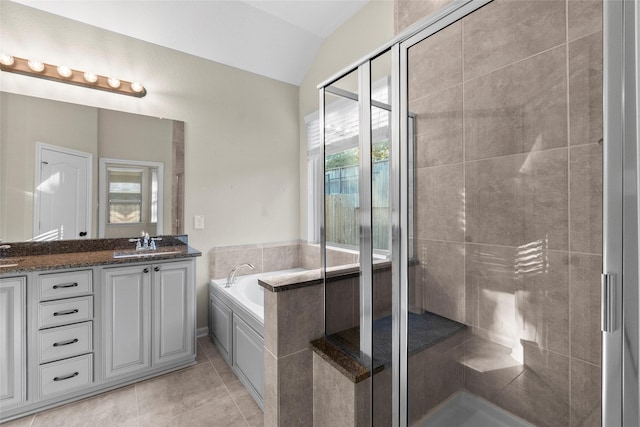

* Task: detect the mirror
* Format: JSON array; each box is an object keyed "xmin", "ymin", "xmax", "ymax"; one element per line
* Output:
[{"xmin": 0, "ymin": 92, "xmax": 184, "ymax": 242}]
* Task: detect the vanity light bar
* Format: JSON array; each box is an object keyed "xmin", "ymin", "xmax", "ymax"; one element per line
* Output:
[{"xmin": 0, "ymin": 54, "xmax": 147, "ymax": 98}]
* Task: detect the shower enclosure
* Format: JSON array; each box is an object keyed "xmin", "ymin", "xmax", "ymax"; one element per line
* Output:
[{"xmin": 320, "ymin": 0, "xmax": 639, "ymax": 425}]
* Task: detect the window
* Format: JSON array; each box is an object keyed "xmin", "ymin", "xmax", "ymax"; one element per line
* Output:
[
  {"xmin": 107, "ymin": 168, "xmax": 143, "ymax": 224},
  {"xmin": 98, "ymin": 158, "xmax": 164, "ymax": 238},
  {"xmin": 306, "ymin": 78, "xmax": 391, "ymax": 252}
]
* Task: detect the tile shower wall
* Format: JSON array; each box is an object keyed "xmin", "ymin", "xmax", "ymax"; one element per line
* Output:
[{"xmin": 399, "ymin": 0, "xmax": 602, "ymax": 425}]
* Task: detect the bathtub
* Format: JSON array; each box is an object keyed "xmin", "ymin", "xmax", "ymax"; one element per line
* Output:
[
  {"xmin": 210, "ymin": 268, "xmax": 306, "ymax": 322},
  {"xmin": 208, "ymin": 268, "xmax": 306, "ymax": 409}
]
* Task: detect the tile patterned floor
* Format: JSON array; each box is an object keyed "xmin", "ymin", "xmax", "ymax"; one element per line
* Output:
[{"xmin": 1, "ymin": 337, "xmax": 264, "ymax": 427}]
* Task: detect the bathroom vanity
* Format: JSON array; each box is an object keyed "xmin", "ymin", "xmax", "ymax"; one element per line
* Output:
[{"xmin": 0, "ymin": 237, "xmax": 200, "ymax": 422}]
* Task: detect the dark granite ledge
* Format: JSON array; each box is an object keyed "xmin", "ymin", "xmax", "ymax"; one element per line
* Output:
[
  {"xmin": 258, "ymin": 260, "xmax": 416, "ymax": 293},
  {"xmin": 258, "ymin": 269, "xmax": 322, "ymax": 292},
  {"xmin": 0, "ymin": 235, "xmax": 200, "ymax": 274},
  {"xmin": 311, "ymin": 337, "xmax": 371, "ymax": 383}
]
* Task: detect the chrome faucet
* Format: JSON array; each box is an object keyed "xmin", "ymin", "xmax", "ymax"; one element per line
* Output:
[
  {"xmin": 128, "ymin": 233, "xmax": 162, "ymax": 251},
  {"xmin": 226, "ymin": 263, "xmax": 255, "ymax": 287}
]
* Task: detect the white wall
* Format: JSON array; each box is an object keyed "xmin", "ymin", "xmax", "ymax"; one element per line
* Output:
[
  {"xmin": 0, "ymin": 1, "xmax": 300, "ymax": 328},
  {"xmin": 297, "ymin": 0, "xmax": 394, "ymax": 240}
]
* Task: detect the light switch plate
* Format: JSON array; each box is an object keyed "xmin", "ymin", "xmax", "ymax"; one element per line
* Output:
[{"xmin": 194, "ymin": 215, "xmax": 205, "ymax": 230}]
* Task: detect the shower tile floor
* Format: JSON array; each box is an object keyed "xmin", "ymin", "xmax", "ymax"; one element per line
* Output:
[
  {"xmin": 417, "ymin": 391, "xmax": 534, "ymax": 427},
  {"xmin": 1, "ymin": 337, "xmax": 263, "ymax": 427}
]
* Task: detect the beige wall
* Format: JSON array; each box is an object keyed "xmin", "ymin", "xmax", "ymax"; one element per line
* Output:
[
  {"xmin": 298, "ymin": 0, "xmax": 394, "ymax": 240},
  {"xmin": 1, "ymin": 1, "xmax": 300, "ymax": 328},
  {"xmin": 0, "ymin": 93, "xmax": 99, "ymax": 241}
]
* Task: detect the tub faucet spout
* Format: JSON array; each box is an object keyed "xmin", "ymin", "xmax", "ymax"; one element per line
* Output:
[{"xmin": 226, "ymin": 263, "xmax": 255, "ymax": 287}]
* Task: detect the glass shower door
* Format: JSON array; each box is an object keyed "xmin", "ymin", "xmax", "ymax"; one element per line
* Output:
[{"xmin": 402, "ymin": 1, "xmax": 603, "ymax": 425}]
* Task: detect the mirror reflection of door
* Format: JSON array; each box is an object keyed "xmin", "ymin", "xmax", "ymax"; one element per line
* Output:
[
  {"xmin": 34, "ymin": 142, "xmax": 92, "ymax": 241},
  {"xmin": 98, "ymin": 158, "xmax": 163, "ymax": 238}
]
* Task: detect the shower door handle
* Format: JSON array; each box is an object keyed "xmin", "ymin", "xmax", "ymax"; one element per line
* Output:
[{"xmin": 601, "ymin": 273, "xmax": 616, "ymax": 333}]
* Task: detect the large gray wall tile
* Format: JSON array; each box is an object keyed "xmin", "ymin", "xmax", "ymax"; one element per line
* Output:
[
  {"xmin": 408, "ymin": 21, "xmax": 462, "ymax": 101},
  {"xmin": 415, "ymin": 163, "xmax": 464, "ymax": 242},
  {"xmin": 313, "ymin": 353, "xmax": 356, "ymax": 426},
  {"xmin": 274, "ymin": 285, "xmax": 324, "ymax": 356},
  {"xmin": 211, "ymin": 247, "xmax": 263, "ymax": 280},
  {"xmin": 417, "ymin": 239, "xmax": 465, "ymax": 322},
  {"xmin": 568, "ymin": 0, "xmax": 602, "ymax": 42},
  {"xmin": 570, "ymin": 254, "xmax": 602, "ymax": 365},
  {"xmin": 395, "ymin": 0, "xmax": 453, "ymax": 34},
  {"xmin": 466, "ymin": 149, "xmax": 568, "ymax": 250},
  {"xmin": 569, "ymin": 32, "xmax": 603, "ymax": 147},
  {"xmin": 570, "ymin": 358, "xmax": 601, "ymax": 426},
  {"xmin": 263, "ymin": 244, "xmax": 300, "ymax": 272},
  {"xmin": 278, "ymin": 350, "xmax": 314, "ymax": 426},
  {"xmin": 463, "ymin": 0, "xmax": 565, "ymax": 80},
  {"xmin": 466, "ymin": 244, "xmax": 569, "ymax": 354},
  {"xmin": 464, "ymin": 46, "xmax": 567, "ymax": 161},
  {"xmin": 410, "ymin": 84, "xmax": 463, "ymax": 168},
  {"xmin": 493, "ymin": 344, "xmax": 570, "ymax": 426},
  {"xmin": 569, "ymin": 144, "xmax": 602, "ymax": 254}
]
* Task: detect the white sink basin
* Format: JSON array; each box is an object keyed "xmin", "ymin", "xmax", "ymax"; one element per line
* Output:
[
  {"xmin": 113, "ymin": 250, "xmax": 181, "ymax": 259},
  {"xmin": 0, "ymin": 258, "xmax": 23, "ymax": 268}
]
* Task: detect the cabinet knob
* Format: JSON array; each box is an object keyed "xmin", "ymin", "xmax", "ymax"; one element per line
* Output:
[
  {"xmin": 143, "ymin": 268, "xmax": 149, "ymax": 274},
  {"xmin": 154, "ymin": 266, "xmax": 160, "ymax": 272}
]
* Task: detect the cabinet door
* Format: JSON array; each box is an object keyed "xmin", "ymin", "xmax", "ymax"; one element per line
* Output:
[
  {"xmin": 0, "ymin": 277, "xmax": 26, "ymax": 409},
  {"xmin": 152, "ymin": 260, "xmax": 195, "ymax": 366},
  {"xmin": 209, "ymin": 293, "xmax": 232, "ymax": 364},
  {"xmin": 232, "ymin": 314, "xmax": 264, "ymax": 404},
  {"xmin": 103, "ymin": 265, "xmax": 151, "ymax": 379}
]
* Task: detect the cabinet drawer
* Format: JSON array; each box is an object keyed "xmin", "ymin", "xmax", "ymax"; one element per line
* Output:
[
  {"xmin": 38, "ymin": 296, "xmax": 93, "ymax": 329},
  {"xmin": 39, "ymin": 270, "xmax": 92, "ymax": 301},
  {"xmin": 38, "ymin": 321, "xmax": 92, "ymax": 364},
  {"xmin": 39, "ymin": 354, "xmax": 92, "ymax": 398}
]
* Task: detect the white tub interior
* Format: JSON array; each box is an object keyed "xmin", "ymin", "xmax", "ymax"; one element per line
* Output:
[{"xmin": 211, "ymin": 268, "xmax": 306, "ymax": 323}]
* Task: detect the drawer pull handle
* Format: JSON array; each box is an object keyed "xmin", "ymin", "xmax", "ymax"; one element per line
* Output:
[
  {"xmin": 53, "ymin": 338, "xmax": 79, "ymax": 347},
  {"xmin": 53, "ymin": 372, "xmax": 79, "ymax": 382},
  {"xmin": 53, "ymin": 309, "xmax": 79, "ymax": 316},
  {"xmin": 53, "ymin": 283, "xmax": 78, "ymax": 290}
]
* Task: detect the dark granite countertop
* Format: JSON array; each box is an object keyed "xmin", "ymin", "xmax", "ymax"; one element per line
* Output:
[{"xmin": 0, "ymin": 236, "xmax": 201, "ymax": 274}]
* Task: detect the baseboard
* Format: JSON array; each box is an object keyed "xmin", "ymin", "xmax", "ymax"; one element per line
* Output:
[{"xmin": 196, "ymin": 327, "xmax": 209, "ymax": 338}]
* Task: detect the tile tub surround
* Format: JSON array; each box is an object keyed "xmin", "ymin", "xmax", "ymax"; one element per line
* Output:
[
  {"xmin": 398, "ymin": 0, "xmax": 603, "ymax": 425},
  {"xmin": 2, "ymin": 337, "xmax": 263, "ymax": 427},
  {"xmin": 208, "ymin": 241, "xmax": 358, "ymax": 281},
  {"xmin": 261, "ymin": 270, "xmax": 324, "ymax": 427},
  {"xmin": 0, "ymin": 235, "xmax": 200, "ymax": 273}
]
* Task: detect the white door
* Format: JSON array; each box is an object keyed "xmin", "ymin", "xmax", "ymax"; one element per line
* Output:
[{"xmin": 35, "ymin": 143, "xmax": 92, "ymax": 240}]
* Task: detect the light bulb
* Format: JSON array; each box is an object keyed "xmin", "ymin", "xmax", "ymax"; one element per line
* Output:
[
  {"xmin": 107, "ymin": 77, "xmax": 121, "ymax": 88},
  {"xmin": 130, "ymin": 82, "xmax": 145, "ymax": 93},
  {"xmin": 83, "ymin": 72, "xmax": 98, "ymax": 83},
  {"xmin": 0, "ymin": 53, "xmax": 15, "ymax": 66},
  {"xmin": 57, "ymin": 65, "xmax": 72, "ymax": 78},
  {"xmin": 27, "ymin": 59, "xmax": 45, "ymax": 72}
]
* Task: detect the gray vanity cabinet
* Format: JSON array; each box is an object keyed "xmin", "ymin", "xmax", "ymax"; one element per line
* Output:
[
  {"xmin": 103, "ymin": 259, "xmax": 195, "ymax": 379},
  {"xmin": 0, "ymin": 277, "xmax": 26, "ymax": 410},
  {"xmin": 102, "ymin": 265, "xmax": 152, "ymax": 379},
  {"xmin": 152, "ymin": 260, "xmax": 195, "ymax": 366}
]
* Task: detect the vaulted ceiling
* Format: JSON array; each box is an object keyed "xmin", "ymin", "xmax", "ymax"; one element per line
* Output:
[{"xmin": 10, "ymin": 0, "xmax": 370, "ymax": 85}]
